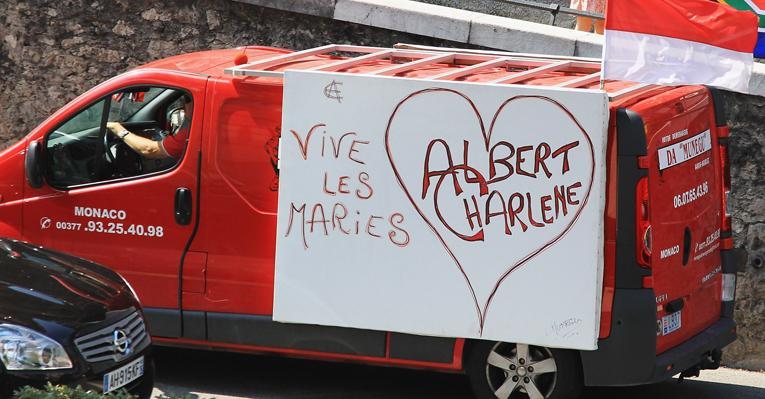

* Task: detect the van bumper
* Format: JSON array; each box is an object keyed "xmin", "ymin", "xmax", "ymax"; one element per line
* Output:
[
  {"xmin": 650, "ymin": 317, "xmax": 735, "ymax": 381},
  {"xmin": 580, "ymin": 289, "xmax": 737, "ymax": 386}
]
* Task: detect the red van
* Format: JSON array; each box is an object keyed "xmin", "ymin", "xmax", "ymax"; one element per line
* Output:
[{"xmin": 0, "ymin": 44, "xmax": 741, "ymax": 399}]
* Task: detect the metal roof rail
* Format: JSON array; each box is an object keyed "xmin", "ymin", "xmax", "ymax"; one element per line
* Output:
[{"xmin": 223, "ymin": 44, "xmax": 654, "ymax": 101}]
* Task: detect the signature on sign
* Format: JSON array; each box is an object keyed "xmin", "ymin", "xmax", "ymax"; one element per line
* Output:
[{"xmin": 551, "ymin": 317, "xmax": 582, "ymax": 339}]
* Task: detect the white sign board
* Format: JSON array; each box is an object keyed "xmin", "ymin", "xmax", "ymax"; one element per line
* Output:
[
  {"xmin": 274, "ymin": 70, "xmax": 609, "ymax": 350},
  {"xmin": 658, "ymin": 129, "xmax": 711, "ymax": 170}
]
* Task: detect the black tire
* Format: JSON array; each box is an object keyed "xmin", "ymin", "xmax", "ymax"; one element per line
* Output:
[
  {"xmin": 129, "ymin": 357, "xmax": 155, "ymax": 399},
  {"xmin": 466, "ymin": 341, "xmax": 583, "ymax": 399},
  {"xmin": 0, "ymin": 373, "xmax": 11, "ymax": 399}
]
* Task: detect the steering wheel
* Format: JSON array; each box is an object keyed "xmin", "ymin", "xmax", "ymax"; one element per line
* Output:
[
  {"xmin": 103, "ymin": 128, "xmax": 143, "ymax": 176},
  {"xmin": 104, "ymin": 129, "xmax": 119, "ymax": 163}
]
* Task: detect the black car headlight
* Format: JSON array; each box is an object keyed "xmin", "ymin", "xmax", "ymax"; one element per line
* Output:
[{"xmin": 0, "ymin": 324, "xmax": 72, "ymax": 370}]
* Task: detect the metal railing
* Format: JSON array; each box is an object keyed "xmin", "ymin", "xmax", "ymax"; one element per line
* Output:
[
  {"xmin": 421, "ymin": 0, "xmax": 604, "ymax": 26},
  {"xmin": 495, "ymin": 0, "xmax": 604, "ymax": 25}
]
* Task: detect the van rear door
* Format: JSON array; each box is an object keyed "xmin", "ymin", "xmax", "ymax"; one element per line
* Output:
[{"xmin": 639, "ymin": 88, "xmax": 723, "ymax": 354}]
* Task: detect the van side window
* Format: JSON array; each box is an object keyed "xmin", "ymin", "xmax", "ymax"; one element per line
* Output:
[{"xmin": 44, "ymin": 87, "xmax": 191, "ymax": 188}]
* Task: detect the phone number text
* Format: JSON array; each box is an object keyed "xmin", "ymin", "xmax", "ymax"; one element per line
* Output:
[{"xmin": 55, "ymin": 221, "xmax": 164, "ymax": 237}]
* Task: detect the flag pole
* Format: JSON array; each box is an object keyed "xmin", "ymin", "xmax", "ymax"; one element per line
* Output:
[
  {"xmin": 600, "ymin": 11, "xmax": 607, "ymax": 91},
  {"xmin": 600, "ymin": 28, "xmax": 607, "ymax": 91}
]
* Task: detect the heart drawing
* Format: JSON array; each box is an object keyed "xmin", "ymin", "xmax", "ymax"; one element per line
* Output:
[{"xmin": 384, "ymin": 88, "xmax": 596, "ymax": 334}]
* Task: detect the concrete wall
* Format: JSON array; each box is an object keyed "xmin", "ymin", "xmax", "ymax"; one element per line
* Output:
[
  {"xmin": 414, "ymin": 0, "xmax": 577, "ymax": 28},
  {"xmin": 0, "ymin": 0, "xmax": 763, "ymax": 370}
]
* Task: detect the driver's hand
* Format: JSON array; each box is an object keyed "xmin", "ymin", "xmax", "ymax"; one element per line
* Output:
[{"xmin": 106, "ymin": 122, "xmax": 124, "ymax": 135}]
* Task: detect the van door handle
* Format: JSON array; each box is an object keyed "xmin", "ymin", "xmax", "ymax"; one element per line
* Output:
[
  {"xmin": 175, "ymin": 187, "xmax": 192, "ymax": 225},
  {"xmin": 665, "ymin": 298, "xmax": 685, "ymax": 314}
]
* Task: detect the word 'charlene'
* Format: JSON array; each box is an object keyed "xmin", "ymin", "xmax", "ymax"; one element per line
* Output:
[{"xmin": 422, "ymin": 139, "xmax": 584, "ymax": 241}]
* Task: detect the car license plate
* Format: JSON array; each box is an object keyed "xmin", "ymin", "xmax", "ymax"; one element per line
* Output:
[
  {"xmin": 103, "ymin": 356, "xmax": 144, "ymax": 394},
  {"xmin": 661, "ymin": 311, "xmax": 682, "ymax": 336}
]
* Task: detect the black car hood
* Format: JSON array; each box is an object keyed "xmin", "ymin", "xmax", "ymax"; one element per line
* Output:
[{"xmin": 0, "ymin": 239, "xmax": 136, "ymax": 332}]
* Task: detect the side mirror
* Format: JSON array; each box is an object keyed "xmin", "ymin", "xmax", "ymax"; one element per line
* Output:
[
  {"xmin": 128, "ymin": 91, "xmax": 146, "ymax": 103},
  {"xmin": 167, "ymin": 108, "xmax": 185, "ymax": 134},
  {"xmin": 25, "ymin": 140, "xmax": 44, "ymax": 188}
]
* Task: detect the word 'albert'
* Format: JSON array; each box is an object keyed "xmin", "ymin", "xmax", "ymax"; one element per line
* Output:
[{"xmin": 423, "ymin": 139, "xmax": 580, "ymax": 193}]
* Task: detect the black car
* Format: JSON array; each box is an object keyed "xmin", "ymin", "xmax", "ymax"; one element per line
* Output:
[{"xmin": 0, "ymin": 239, "xmax": 153, "ymax": 398}]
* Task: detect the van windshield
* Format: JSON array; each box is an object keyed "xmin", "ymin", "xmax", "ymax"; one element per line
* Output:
[{"xmin": 108, "ymin": 87, "xmax": 166, "ymax": 122}]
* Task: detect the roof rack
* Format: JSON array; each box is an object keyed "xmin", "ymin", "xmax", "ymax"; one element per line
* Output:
[{"xmin": 224, "ymin": 44, "xmax": 655, "ymax": 101}]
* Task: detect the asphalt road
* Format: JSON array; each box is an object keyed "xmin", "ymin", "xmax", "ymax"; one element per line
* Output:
[{"xmin": 149, "ymin": 347, "xmax": 765, "ymax": 399}]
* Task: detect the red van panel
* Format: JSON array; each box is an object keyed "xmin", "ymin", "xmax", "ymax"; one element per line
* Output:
[{"xmin": 637, "ymin": 88, "xmax": 723, "ymax": 354}]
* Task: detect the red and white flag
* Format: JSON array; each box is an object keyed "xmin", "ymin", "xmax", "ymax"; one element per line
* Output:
[{"xmin": 603, "ymin": 0, "xmax": 759, "ymax": 93}]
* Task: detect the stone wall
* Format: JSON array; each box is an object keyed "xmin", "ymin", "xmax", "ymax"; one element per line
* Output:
[
  {"xmin": 0, "ymin": 0, "xmax": 460, "ymax": 146},
  {"xmin": 720, "ymin": 91, "xmax": 765, "ymax": 370},
  {"xmin": 0, "ymin": 0, "xmax": 762, "ymax": 370}
]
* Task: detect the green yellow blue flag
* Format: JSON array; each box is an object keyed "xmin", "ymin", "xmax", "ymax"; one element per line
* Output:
[{"xmin": 719, "ymin": 0, "xmax": 765, "ymax": 57}]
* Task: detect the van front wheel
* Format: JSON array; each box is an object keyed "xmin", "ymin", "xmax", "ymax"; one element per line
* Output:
[{"xmin": 466, "ymin": 341, "xmax": 582, "ymax": 399}]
